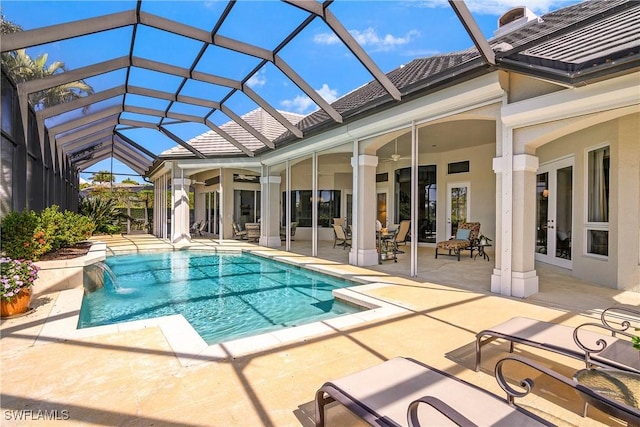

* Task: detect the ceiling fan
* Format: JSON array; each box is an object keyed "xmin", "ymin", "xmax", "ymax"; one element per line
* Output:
[{"xmin": 383, "ymin": 139, "xmax": 408, "ymax": 162}]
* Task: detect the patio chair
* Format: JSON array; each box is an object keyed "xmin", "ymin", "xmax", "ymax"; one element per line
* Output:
[
  {"xmin": 196, "ymin": 220, "xmax": 208, "ymax": 237},
  {"xmin": 314, "ymin": 354, "xmax": 640, "ymax": 426},
  {"xmin": 232, "ymin": 222, "xmax": 247, "ymax": 240},
  {"xmin": 280, "ymin": 222, "xmax": 297, "ymax": 241},
  {"xmin": 190, "ymin": 220, "xmax": 203, "ymax": 234},
  {"xmin": 332, "ymin": 224, "xmax": 351, "ymax": 250},
  {"xmin": 475, "ymin": 306, "xmax": 640, "ymax": 373},
  {"xmin": 245, "ymin": 223, "xmax": 260, "ymax": 243},
  {"xmin": 391, "ymin": 220, "xmax": 410, "ymax": 254},
  {"xmin": 435, "ymin": 221, "xmax": 480, "ymax": 261}
]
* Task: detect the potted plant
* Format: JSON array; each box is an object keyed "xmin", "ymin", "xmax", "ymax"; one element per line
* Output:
[{"xmin": 0, "ymin": 257, "xmax": 39, "ymax": 317}]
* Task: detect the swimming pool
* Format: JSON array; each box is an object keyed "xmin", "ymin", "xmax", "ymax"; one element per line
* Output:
[{"xmin": 78, "ymin": 251, "xmax": 362, "ymax": 344}]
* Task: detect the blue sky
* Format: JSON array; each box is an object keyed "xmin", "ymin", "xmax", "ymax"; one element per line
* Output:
[{"xmin": 3, "ymin": 0, "xmax": 581, "ymax": 183}]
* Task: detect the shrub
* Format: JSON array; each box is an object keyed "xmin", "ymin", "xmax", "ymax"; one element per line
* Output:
[
  {"xmin": 79, "ymin": 197, "xmax": 124, "ymax": 234},
  {"xmin": 0, "ymin": 210, "xmax": 43, "ymax": 259},
  {"xmin": 37, "ymin": 206, "xmax": 95, "ymax": 252},
  {"xmin": 1, "ymin": 206, "xmax": 95, "ymax": 260}
]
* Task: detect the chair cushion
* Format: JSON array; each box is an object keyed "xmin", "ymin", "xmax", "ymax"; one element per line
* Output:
[
  {"xmin": 455, "ymin": 228, "xmax": 471, "ymax": 240},
  {"xmin": 437, "ymin": 239, "xmax": 470, "ymax": 250}
]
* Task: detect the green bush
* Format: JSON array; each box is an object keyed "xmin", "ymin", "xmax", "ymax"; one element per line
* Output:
[
  {"xmin": 79, "ymin": 197, "xmax": 124, "ymax": 234},
  {"xmin": 0, "ymin": 210, "xmax": 43, "ymax": 259},
  {"xmin": 1, "ymin": 206, "xmax": 95, "ymax": 260},
  {"xmin": 37, "ymin": 206, "xmax": 95, "ymax": 252}
]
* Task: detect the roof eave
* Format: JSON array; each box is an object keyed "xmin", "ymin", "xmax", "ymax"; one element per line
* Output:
[{"xmin": 497, "ymin": 54, "xmax": 640, "ymax": 86}]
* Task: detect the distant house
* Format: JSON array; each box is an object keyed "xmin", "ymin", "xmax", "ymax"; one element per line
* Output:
[{"xmin": 80, "ymin": 182, "xmax": 153, "ymax": 199}]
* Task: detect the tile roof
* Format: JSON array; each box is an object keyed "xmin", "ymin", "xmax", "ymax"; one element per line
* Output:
[
  {"xmin": 160, "ymin": 108, "xmax": 304, "ymax": 158},
  {"xmin": 272, "ymin": 0, "xmax": 638, "ymax": 146},
  {"xmin": 509, "ymin": 3, "xmax": 640, "ymax": 72}
]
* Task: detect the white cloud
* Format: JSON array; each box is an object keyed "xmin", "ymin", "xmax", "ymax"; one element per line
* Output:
[
  {"xmin": 316, "ymin": 83, "xmax": 338, "ymax": 103},
  {"xmin": 313, "ymin": 33, "xmax": 340, "ymax": 45},
  {"xmin": 281, "ymin": 95, "xmax": 315, "ymax": 114},
  {"xmin": 246, "ymin": 69, "xmax": 267, "ymax": 88},
  {"xmin": 314, "ymin": 28, "xmax": 420, "ymax": 52},
  {"xmin": 281, "ymin": 83, "xmax": 340, "ymax": 114},
  {"xmin": 415, "ymin": 0, "xmax": 577, "ymax": 15}
]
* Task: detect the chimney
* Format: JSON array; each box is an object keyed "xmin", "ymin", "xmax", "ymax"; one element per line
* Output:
[{"xmin": 494, "ymin": 6, "xmax": 541, "ymax": 37}]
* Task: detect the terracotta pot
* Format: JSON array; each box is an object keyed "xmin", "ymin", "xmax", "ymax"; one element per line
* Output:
[{"xmin": 1, "ymin": 288, "xmax": 32, "ymax": 317}]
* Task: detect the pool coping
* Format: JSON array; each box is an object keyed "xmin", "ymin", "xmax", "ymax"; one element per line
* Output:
[{"xmin": 37, "ymin": 249, "xmax": 410, "ymax": 366}]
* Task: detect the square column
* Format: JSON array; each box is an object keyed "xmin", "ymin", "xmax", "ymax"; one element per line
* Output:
[
  {"xmin": 350, "ymin": 154, "xmax": 379, "ymax": 266},
  {"xmin": 193, "ymin": 183, "xmax": 206, "ymax": 227},
  {"xmin": 260, "ymin": 175, "xmax": 282, "ymax": 248},
  {"xmin": 492, "ymin": 152, "xmax": 539, "ymax": 297},
  {"xmin": 171, "ymin": 176, "xmax": 191, "ymax": 244}
]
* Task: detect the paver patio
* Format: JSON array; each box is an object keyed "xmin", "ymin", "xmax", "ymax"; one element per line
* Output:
[{"xmin": 1, "ymin": 235, "xmax": 638, "ymax": 426}]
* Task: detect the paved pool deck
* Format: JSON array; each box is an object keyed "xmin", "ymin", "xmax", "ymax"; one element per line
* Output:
[{"xmin": 1, "ymin": 234, "xmax": 638, "ymax": 426}]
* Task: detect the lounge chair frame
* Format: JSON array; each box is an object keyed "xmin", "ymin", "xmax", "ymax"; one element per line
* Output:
[
  {"xmin": 315, "ymin": 355, "xmax": 640, "ymax": 426},
  {"xmin": 475, "ymin": 307, "xmax": 640, "ymax": 373}
]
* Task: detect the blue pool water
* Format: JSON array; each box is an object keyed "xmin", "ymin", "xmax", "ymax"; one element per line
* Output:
[{"xmin": 78, "ymin": 251, "xmax": 361, "ymax": 344}]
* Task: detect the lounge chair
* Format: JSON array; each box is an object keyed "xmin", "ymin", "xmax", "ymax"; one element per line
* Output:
[
  {"xmin": 315, "ymin": 355, "xmax": 640, "ymax": 427},
  {"xmin": 475, "ymin": 306, "xmax": 640, "ymax": 373},
  {"xmin": 435, "ymin": 221, "xmax": 480, "ymax": 261}
]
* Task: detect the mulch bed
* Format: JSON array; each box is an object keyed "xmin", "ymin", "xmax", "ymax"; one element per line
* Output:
[{"xmin": 38, "ymin": 241, "xmax": 93, "ymax": 261}]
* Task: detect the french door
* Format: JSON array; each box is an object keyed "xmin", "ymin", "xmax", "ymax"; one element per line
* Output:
[
  {"xmin": 536, "ymin": 158, "xmax": 573, "ymax": 268},
  {"xmin": 446, "ymin": 182, "xmax": 470, "ymax": 238}
]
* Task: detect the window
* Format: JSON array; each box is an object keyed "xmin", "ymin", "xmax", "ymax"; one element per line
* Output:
[
  {"xmin": 395, "ymin": 165, "xmax": 437, "ymax": 243},
  {"xmin": 447, "ymin": 161, "xmax": 470, "ymax": 174},
  {"xmin": 283, "ymin": 190, "xmax": 341, "ymax": 227},
  {"xmin": 586, "ymin": 145, "xmax": 610, "ymax": 256},
  {"xmin": 234, "ymin": 190, "xmax": 260, "ymax": 227}
]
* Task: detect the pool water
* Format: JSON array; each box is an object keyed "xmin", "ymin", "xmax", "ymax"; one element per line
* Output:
[{"xmin": 78, "ymin": 251, "xmax": 361, "ymax": 344}]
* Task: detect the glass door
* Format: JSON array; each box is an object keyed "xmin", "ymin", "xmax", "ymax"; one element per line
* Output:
[
  {"xmin": 446, "ymin": 182, "xmax": 470, "ymax": 237},
  {"xmin": 536, "ymin": 158, "xmax": 573, "ymax": 268}
]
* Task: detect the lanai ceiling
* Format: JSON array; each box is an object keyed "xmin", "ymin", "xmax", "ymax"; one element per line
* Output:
[{"xmin": 1, "ymin": 0, "xmax": 493, "ymax": 177}]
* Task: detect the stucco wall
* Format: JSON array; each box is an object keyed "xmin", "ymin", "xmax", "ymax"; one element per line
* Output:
[
  {"xmin": 34, "ymin": 242, "xmax": 106, "ymax": 296},
  {"xmin": 535, "ymin": 113, "xmax": 640, "ymax": 290}
]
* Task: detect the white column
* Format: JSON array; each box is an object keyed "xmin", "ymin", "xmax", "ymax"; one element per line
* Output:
[
  {"xmin": 171, "ymin": 175, "xmax": 192, "ymax": 244},
  {"xmin": 512, "ymin": 153, "xmax": 540, "ymax": 297},
  {"xmin": 260, "ymin": 175, "xmax": 282, "ymax": 248},
  {"xmin": 193, "ymin": 183, "xmax": 206, "ymax": 228},
  {"xmin": 492, "ymin": 148, "xmax": 539, "ymax": 297},
  {"xmin": 351, "ymin": 154, "xmax": 379, "ymax": 266}
]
